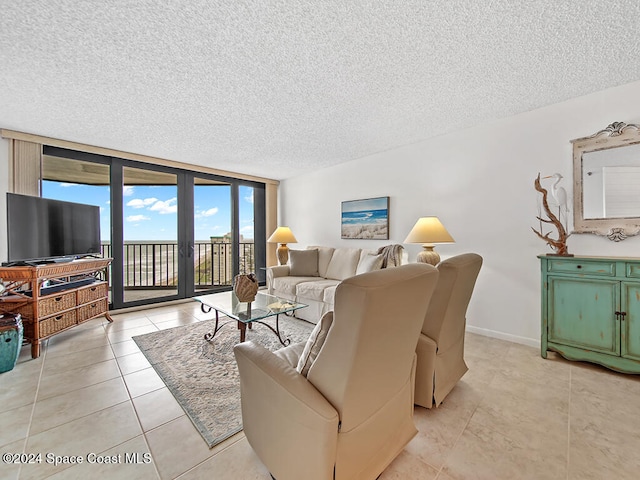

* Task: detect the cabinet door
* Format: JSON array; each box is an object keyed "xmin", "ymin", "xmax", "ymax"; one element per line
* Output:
[
  {"xmin": 548, "ymin": 277, "xmax": 620, "ymax": 355},
  {"xmin": 621, "ymin": 281, "xmax": 640, "ymax": 360}
]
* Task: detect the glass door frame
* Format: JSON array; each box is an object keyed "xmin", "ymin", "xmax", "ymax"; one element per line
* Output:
[
  {"xmin": 186, "ymin": 171, "xmax": 267, "ymax": 295},
  {"xmin": 41, "ymin": 146, "xmax": 267, "ymax": 311}
]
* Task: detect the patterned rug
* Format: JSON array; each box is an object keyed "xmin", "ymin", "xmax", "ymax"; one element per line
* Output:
[{"xmin": 132, "ymin": 315, "xmax": 313, "ymax": 448}]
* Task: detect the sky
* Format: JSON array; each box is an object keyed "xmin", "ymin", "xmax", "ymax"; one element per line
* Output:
[
  {"xmin": 42, "ymin": 181, "xmax": 255, "ymax": 242},
  {"xmin": 342, "ymin": 196, "xmax": 388, "ymax": 213}
]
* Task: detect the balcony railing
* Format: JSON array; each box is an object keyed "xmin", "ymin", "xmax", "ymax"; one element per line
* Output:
[{"xmin": 100, "ymin": 241, "xmax": 255, "ymax": 289}]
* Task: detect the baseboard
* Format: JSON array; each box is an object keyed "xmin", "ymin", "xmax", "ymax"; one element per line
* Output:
[{"xmin": 466, "ymin": 325, "xmax": 539, "ymax": 348}]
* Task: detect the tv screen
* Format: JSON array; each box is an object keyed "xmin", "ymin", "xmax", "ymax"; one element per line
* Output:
[{"xmin": 6, "ymin": 193, "xmax": 101, "ymax": 264}]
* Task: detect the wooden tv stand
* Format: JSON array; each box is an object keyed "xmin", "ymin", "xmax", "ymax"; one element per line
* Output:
[{"xmin": 0, "ymin": 258, "xmax": 113, "ymax": 358}]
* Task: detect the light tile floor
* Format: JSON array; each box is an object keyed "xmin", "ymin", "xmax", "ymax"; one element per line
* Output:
[{"xmin": 2, "ymin": 302, "xmax": 640, "ymax": 479}]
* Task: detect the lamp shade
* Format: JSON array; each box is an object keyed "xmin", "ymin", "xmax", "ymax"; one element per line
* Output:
[
  {"xmin": 404, "ymin": 217, "xmax": 454, "ymax": 244},
  {"xmin": 267, "ymin": 226, "xmax": 298, "ymax": 244}
]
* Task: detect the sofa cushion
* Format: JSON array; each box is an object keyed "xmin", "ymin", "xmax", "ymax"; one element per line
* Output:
[
  {"xmin": 296, "ymin": 279, "xmax": 341, "ymax": 302},
  {"xmin": 309, "ymin": 246, "xmax": 335, "ymax": 278},
  {"xmin": 271, "ymin": 276, "xmax": 319, "ymax": 296},
  {"xmin": 356, "ymin": 253, "xmax": 384, "ymax": 275},
  {"xmin": 289, "ymin": 249, "xmax": 319, "ymax": 277},
  {"xmin": 325, "ymin": 248, "xmax": 361, "ymax": 280},
  {"xmin": 296, "ymin": 311, "xmax": 333, "ymax": 377}
]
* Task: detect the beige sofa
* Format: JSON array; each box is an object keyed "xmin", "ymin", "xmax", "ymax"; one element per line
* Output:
[
  {"xmin": 234, "ymin": 263, "xmax": 440, "ymax": 480},
  {"xmin": 266, "ymin": 245, "xmax": 402, "ymax": 324}
]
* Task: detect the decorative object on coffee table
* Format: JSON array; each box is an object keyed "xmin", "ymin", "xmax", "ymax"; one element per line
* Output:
[
  {"xmin": 267, "ymin": 226, "xmax": 298, "ymax": 265},
  {"xmin": 233, "ymin": 273, "xmax": 258, "ymax": 302},
  {"xmin": 404, "ymin": 216, "xmax": 455, "ymax": 265},
  {"xmin": 533, "ymin": 173, "xmax": 571, "ymax": 256}
]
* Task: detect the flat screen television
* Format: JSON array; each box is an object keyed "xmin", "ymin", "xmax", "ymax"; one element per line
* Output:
[{"xmin": 5, "ymin": 193, "xmax": 101, "ymax": 265}]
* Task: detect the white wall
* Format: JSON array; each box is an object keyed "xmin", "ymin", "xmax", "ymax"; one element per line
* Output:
[{"xmin": 279, "ymin": 80, "xmax": 640, "ymax": 347}]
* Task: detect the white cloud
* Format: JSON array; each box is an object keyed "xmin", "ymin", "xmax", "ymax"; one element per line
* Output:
[
  {"xmin": 123, "ymin": 186, "xmax": 135, "ymax": 196},
  {"xmin": 149, "ymin": 198, "xmax": 177, "ymax": 214},
  {"xmin": 244, "ymin": 190, "xmax": 254, "ymax": 204},
  {"xmin": 126, "ymin": 214, "xmax": 150, "ymax": 222},
  {"xmin": 241, "ymin": 225, "xmax": 254, "ymax": 239},
  {"xmin": 198, "ymin": 207, "xmax": 219, "ymax": 217},
  {"xmin": 127, "ymin": 197, "xmax": 158, "ymax": 208},
  {"xmin": 59, "ymin": 182, "xmax": 80, "ymax": 187}
]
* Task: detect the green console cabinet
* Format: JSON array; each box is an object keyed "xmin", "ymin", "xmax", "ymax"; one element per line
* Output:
[{"xmin": 540, "ymin": 255, "xmax": 640, "ymax": 373}]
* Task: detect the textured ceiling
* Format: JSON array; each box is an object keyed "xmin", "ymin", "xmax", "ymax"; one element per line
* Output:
[{"xmin": 1, "ymin": 1, "xmax": 640, "ymax": 180}]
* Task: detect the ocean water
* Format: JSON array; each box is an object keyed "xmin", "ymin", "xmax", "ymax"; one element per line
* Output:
[{"xmin": 341, "ymin": 208, "xmax": 388, "ymax": 225}]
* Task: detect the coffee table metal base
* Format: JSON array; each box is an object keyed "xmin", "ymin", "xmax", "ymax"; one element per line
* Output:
[{"xmin": 200, "ymin": 303, "xmax": 291, "ymax": 346}]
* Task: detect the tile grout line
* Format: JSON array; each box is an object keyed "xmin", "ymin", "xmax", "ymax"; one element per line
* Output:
[
  {"xmin": 107, "ymin": 314, "xmax": 163, "ymax": 480},
  {"xmin": 434, "ymin": 344, "xmax": 505, "ymax": 478},
  {"xmin": 174, "ymin": 434, "xmax": 247, "ymax": 479},
  {"xmin": 566, "ymin": 365, "xmax": 572, "ymax": 480},
  {"xmin": 21, "ymin": 319, "xmax": 157, "ymax": 479},
  {"xmin": 16, "ymin": 338, "xmax": 48, "ymax": 478}
]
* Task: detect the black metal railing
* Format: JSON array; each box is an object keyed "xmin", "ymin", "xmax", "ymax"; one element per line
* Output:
[{"xmin": 100, "ymin": 241, "xmax": 255, "ymax": 289}]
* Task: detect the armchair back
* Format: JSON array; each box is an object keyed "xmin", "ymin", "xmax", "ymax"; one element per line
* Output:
[
  {"xmin": 308, "ymin": 263, "xmax": 439, "ymax": 478},
  {"xmin": 415, "ymin": 253, "xmax": 483, "ymax": 408},
  {"xmin": 421, "ymin": 253, "xmax": 483, "ymax": 348}
]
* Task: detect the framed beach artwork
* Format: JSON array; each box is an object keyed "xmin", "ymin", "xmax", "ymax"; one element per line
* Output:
[{"xmin": 341, "ymin": 196, "xmax": 389, "ymax": 239}]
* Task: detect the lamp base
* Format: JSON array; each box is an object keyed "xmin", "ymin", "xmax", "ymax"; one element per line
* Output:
[
  {"xmin": 276, "ymin": 244, "xmax": 290, "ymax": 265},
  {"xmin": 416, "ymin": 245, "xmax": 440, "ymax": 266}
]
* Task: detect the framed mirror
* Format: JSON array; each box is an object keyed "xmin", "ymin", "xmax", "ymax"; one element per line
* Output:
[{"xmin": 572, "ymin": 122, "xmax": 640, "ymax": 241}]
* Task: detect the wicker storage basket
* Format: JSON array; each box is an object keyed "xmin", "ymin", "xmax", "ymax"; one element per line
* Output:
[
  {"xmin": 77, "ymin": 299, "xmax": 108, "ymax": 322},
  {"xmin": 15, "ymin": 290, "xmax": 76, "ymax": 321},
  {"xmin": 39, "ymin": 291, "xmax": 76, "ymax": 315},
  {"xmin": 39, "ymin": 310, "xmax": 77, "ymax": 337},
  {"xmin": 77, "ymin": 282, "xmax": 107, "ymax": 305}
]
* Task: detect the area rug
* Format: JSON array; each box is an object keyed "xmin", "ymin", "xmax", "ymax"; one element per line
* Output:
[{"xmin": 132, "ymin": 315, "xmax": 313, "ymax": 448}]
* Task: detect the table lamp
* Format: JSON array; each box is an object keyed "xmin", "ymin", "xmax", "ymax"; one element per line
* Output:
[
  {"xmin": 267, "ymin": 227, "xmax": 298, "ymax": 265},
  {"xmin": 404, "ymin": 217, "xmax": 455, "ymax": 265}
]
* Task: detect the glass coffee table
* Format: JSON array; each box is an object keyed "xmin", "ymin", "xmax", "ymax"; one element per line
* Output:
[{"xmin": 194, "ymin": 291, "xmax": 307, "ymax": 346}]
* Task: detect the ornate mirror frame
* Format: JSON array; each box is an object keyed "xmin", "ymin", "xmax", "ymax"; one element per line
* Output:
[{"xmin": 572, "ymin": 122, "xmax": 640, "ymax": 241}]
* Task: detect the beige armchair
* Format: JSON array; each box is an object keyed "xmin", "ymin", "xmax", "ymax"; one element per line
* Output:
[
  {"xmin": 414, "ymin": 253, "xmax": 483, "ymax": 409},
  {"xmin": 234, "ymin": 263, "xmax": 439, "ymax": 480}
]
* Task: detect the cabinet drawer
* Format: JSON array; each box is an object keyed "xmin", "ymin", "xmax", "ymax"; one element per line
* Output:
[
  {"xmin": 77, "ymin": 282, "xmax": 107, "ymax": 304},
  {"xmin": 39, "ymin": 310, "xmax": 77, "ymax": 337},
  {"xmin": 77, "ymin": 299, "xmax": 108, "ymax": 322},
  {"xmin": 15, "ymin": 291, "xmax": 76, "ymax": 320},
  {"xmin": 39, "ymin": 291, "xmax": 76, "ymax": 315},
  {"xmin": 626, "ymin": 263, "xmax": 640, "ymax": 278},
  {"xmin": 547, "ymin": 259, "xmax": 616, "ymax": 276}
]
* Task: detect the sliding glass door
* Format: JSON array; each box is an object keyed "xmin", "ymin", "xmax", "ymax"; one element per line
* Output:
[
  {"xmin": 192, "ymin": 177, "xmax": 232, "ymax": 293},
  {"xmin": 121, "ymin": 165, "xmax": 179, "ymax": 303},
  {"xmin": 41, "ymin": 146, "xmax": 267, "ymax": 310}
]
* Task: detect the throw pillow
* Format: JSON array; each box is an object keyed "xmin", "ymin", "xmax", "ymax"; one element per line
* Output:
[
  {"xmin": 289, "ymin": 249, "xmax": 319, "ymax": 276},
  {"xmin": 296, "ymin": 311, "xmax": 333, "ymax": 377},
  {"xmin": 356, "ymin": 253, "xmax": 384, "ymax": 275}
]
